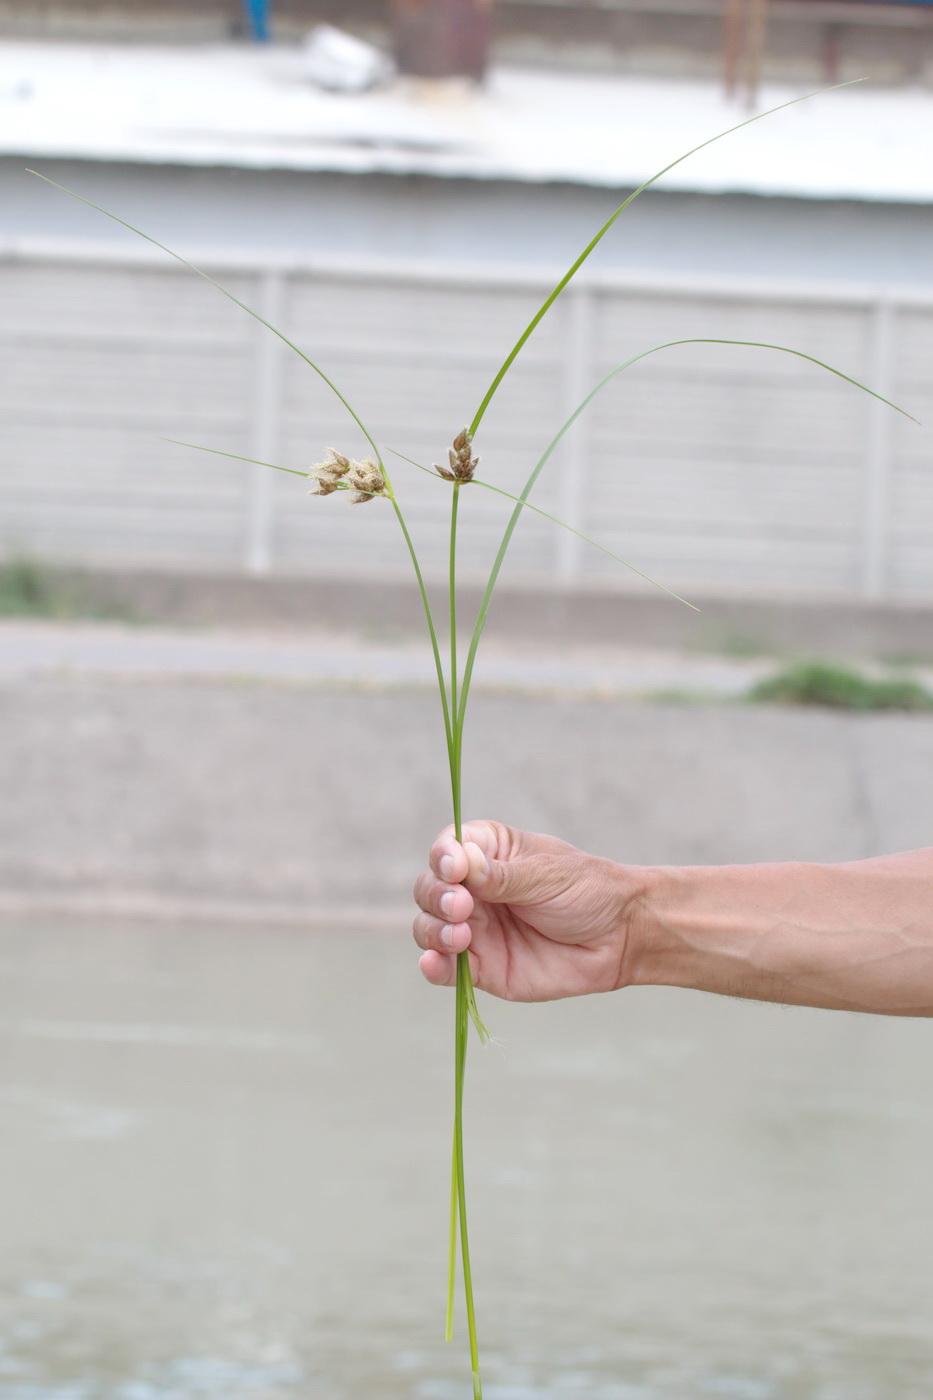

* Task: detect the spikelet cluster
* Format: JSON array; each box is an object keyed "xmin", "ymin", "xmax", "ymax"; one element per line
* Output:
[
  {"xmin": 434, "ymin": 429, "xmax": 478, "ymax": 484},
  {"xmin": 307, "ymin": 449, "xmax": 387, "ymax": 504}
]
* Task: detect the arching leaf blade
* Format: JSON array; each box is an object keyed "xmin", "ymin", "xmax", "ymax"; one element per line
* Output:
[
  {"xmin": 159, "ymin": 437, "xmax": 309, "ymax": 477},
  {"xmin": 386, "ymin": 447, "xmax": 697, "ymax": 609},
  {"xmin": 457, "ymin": 333, "xmax": 918, "ymax": 739},
  {"xmin": 28, "ymin": 170, "xmax": 385, "ymax": 463},
  {"xmin": 468, "ymin": 80, "xmax": 865, "ymax": 437}
]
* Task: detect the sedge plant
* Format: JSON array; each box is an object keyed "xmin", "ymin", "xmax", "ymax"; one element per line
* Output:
[{"xmin": 29, "ymin": 81, "xmax": 917, "ymax": 1400}]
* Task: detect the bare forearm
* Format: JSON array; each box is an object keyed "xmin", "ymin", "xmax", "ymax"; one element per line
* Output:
[{"xmin": 628, "ymin": 847, "xmax": 933, "ymax": 1015}]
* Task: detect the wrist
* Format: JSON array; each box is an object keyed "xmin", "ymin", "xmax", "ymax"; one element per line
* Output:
[
  {"xmin": 605, "ymin": 859, "xmax": 668, "ymax": 990},
  {"xmin": 619, "ymin": 860, "xmax": 775, "ymax": 996},
  {"xmin": 624, "ymin": 863, "xmax": 709, "ymax": 991}
]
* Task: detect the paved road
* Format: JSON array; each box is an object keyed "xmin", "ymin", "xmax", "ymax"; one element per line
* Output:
[
  {"xmin": 0, "ymin": 620, "xmax": 775, "ymax": 698},
  {"xmin": 2, "ymin": 654, "xmax": 933, "ymax": 922}
]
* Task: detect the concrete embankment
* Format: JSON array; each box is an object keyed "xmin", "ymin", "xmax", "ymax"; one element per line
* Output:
[{"xmin": 1, "ymin": 626, "xmax": 932, "ymax": 922}]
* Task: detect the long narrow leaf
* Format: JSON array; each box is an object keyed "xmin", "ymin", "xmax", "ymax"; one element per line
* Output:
[
  {"xmin": 468, "ymin": 81, "xmax": 863, "ymax": 436},
  {"xmin": 388, "ymin": 447, "xmax": 697, "ymax": 609},
  {"xmin": 160, "ymin": 437, "xmax": 309, "ymax": 477},
  {"xmin": 457, "ymin": 335, "xmax": 918, "ymax": 738},
  {"xmin": 159, "ymin": 436, "xmax": 454, "ymax": 748},
  {"xmin": 28, "ymin": 170, "xmax": 385, "ymax": 464}
]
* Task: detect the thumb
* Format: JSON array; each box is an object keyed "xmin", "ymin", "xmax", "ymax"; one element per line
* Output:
[{"xmin": 463, "ymin": 841, "xmax": 562, "ymax": 907}]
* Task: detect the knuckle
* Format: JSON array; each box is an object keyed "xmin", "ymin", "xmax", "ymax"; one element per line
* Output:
[
  {"xmin": 412, "ymin": 913, "xmax": 431, "ymax": 949},
  {"xmin": 413, "ymin": 912, "xmax": 444, "ymax": 951},
  {"xmin": 414, "ymin": 871, "xmax": 435, "ymax": 910}
]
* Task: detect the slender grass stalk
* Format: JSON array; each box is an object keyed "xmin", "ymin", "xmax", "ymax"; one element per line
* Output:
[
  {"xmin": 446, "ymin": 1130, "xmax": 459, "ymax": 1343},
  {"xmin": 32, "ymin": 169, "xmax": 459, "ymax": 756},
  {"xmin": 446, "ymin": 474, "xmax": 486, "ymax": 1397},
  {"xmin": 36, "ymin": 123, "xmax": 916, "ymax": 1400},
  {"xmin": 167, "ymin": 429, "xmax": 485, "ymax": 1383},
  {"xmin": 166, "ymin": 338, "xmax": 912, "ymax": 1400},
  {"xmin": 391, "ymin": 494, "xmax": 455, "ymax": 754},
  {"xmin": 450, "ymin": 482, "xmax": 462, "ymax": 788},
  {"xmin": 388, "ymin": 448, "xmax": 697, "ymax": 609},
  {"xmin": 159, "ymin": 437, "xmax": 453, "ymax": 752},
  {"xmin": 159, "ymin": 438, "xmax": 309, "ymax": 478},
  {"xmin": 455, "ymin": 954, "xmax": 482, "ymax": 1400}
]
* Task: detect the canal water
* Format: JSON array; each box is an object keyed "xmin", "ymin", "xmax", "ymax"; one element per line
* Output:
[{"xmin": 1, "ymin": 918, "xmax": 932, "ymax": 1400}]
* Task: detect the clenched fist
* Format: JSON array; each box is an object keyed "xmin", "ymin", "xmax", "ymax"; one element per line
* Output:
[{"xmin": 412, "ymin": 819, "xmax": 646, "ymax": 1001}]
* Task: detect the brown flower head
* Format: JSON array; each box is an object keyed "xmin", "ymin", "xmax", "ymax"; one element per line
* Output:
[
  {"xmin": 307, "ymin": 476, "xmax": 338, "ymax": 496},
  {"xmin": 346, "ymin": 457, "xmax": 387, "ymax": 504},
  {"xmin": 308, "ymin": 448, "xmax": 351, "ymax": 496},
  {"xmin": 434, "ymin": 428, "xmax": 478, "ymax": 483}
]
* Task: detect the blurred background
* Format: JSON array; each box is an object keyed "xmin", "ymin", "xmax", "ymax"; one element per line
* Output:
[{"xmin": 2, "ymin": 3, "xmax": 933, "ymax": 1398}]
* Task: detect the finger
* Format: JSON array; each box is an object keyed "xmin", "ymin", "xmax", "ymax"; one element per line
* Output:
[
  {"xmin": 459, "ymin": 820, "xmax": 505, "ymax": 864},
  {"xmin": 419, "ymin": 947, "xmax": 481, "ymax": 988},
  {"xmin": 412, "ymin": 870, "xmax": 475, "ymax": 923},
  {"xmin": 429, "ymin": 818, "xmax": 509, "ymax": 885},
  {"xmin": 465, "ymin": 849, "xmax": 574, "ymax": 906},
  {"xmin": 412, "ymin": 911, "xmax": 472, "ymax": 955},
  {"xmin": 463, "ymin": 841, "xmax": 490, "ymax": 885},
  {"xmin": 429, "ymin": 827, "xmax": 469, "ymax": 885},
  {"xmin": 419, "ymin": 949, "xmax": 457, "ymax": 986}
]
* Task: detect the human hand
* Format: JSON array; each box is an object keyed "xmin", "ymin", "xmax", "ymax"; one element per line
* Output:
[{"xmin": 412, "ymin": 819, "xmax": 645, "ymax": 1001}]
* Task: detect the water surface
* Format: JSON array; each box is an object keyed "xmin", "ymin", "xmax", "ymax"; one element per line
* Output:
[{"xmin": 1, "ymin": 919, "xmax": 932, "ymax": 1399}]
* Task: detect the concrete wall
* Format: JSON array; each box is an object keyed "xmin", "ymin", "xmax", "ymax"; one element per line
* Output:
[
  {"xmin": 2, "ymin": 676, "xmax": 932, "ymax": 921},
  {"xmin": 3, "ymin": 240, "xmax": 931, "ymax": 601}
]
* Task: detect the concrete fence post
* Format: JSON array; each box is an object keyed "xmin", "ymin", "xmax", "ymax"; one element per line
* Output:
[
  {"xmin": 862, "ymin": 296, "xmax": 895, "ymax": 601},
  {"xmin": 555, "ymin": 283, "xmax": 594, "ymax": 586},
  {"xmin": 245, "ymin": 270, "xmax": 285, "ymax": 575}
]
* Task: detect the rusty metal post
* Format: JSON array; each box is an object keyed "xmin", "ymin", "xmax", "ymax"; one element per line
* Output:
[
  {"xmin": 743, "ymin": 0, "xmax": 769, "ymax": 108},
  {"xmin": 721, "ymin": 0, "xmax": 745, "ymax": 99},
  {"xmin": 390, "ymin": 0, "xmax": 493, "ymax": 82}
]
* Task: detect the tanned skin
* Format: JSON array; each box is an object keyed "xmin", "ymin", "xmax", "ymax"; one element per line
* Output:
[{"xmin": 412, "ymin": 821, "xmax": 933, "ymax": 1016}]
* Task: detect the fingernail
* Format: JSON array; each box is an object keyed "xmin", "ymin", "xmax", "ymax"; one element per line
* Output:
[
  {"xmin": 440, "ymin": 892, "xmax": 456, "ymax": 918},
  {"xmin": 440, "ymin": 924, "xmax": 454, "ymax": 947},
  {"xmin": 440, "ymin": 854, "xmax": 454, "ymax": 880}
]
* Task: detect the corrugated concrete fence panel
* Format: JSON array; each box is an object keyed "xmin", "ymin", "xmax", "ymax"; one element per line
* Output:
[
  {"xmin": 274, "ymin": 268, "xmax": 565, "ymax": 582},
  {"xmin": 1, "ymin": 244, "xmax": 931, "ymax": 599},
  {"xmin": 581, "ymin": 289, "xmax": 876, "ymax": 595},
  {"xmin": 0, "ymin": 254, "xmax": 257, "ymax": 568},
  {"xmin": 888, "ymin": 308, "xmax": 933, "ymax": 598}
]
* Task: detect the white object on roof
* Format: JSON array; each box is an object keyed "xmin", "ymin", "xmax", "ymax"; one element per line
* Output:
[
  {"xmin": 1, "ymin": 39, "xmax": 933, "ymax": 204},
  {"xmin": 301, "ymin": 24, "xmax": 393, "ymax": 94}
]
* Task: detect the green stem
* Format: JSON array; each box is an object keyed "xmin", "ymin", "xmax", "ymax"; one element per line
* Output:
[
  {"xmin": 446, "ymin": 1129, "xmax": 458, "ymax": 1344},
  {"xmin": 455, "ymin": 953, "xmax": 482, "ymax": 1400},
  {"xmin": 387, "ymin": 495, "xmax": 452, "ymax": 754},
  {"xmin": 162, "ymin": 435, "xmax": 455, "ymax": 752},
  {"xmin": 445, "ymin": 478, "xmax": 483, "ymax": 1399},
  {"xmin": 450, "ymin": 481, "xmax": 462, "ymax": 817}
]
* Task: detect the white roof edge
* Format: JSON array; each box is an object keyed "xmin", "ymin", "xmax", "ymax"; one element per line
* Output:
[{"xmin": 10, "ymin": 137, "xmax": 933, "ymax": 208}]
